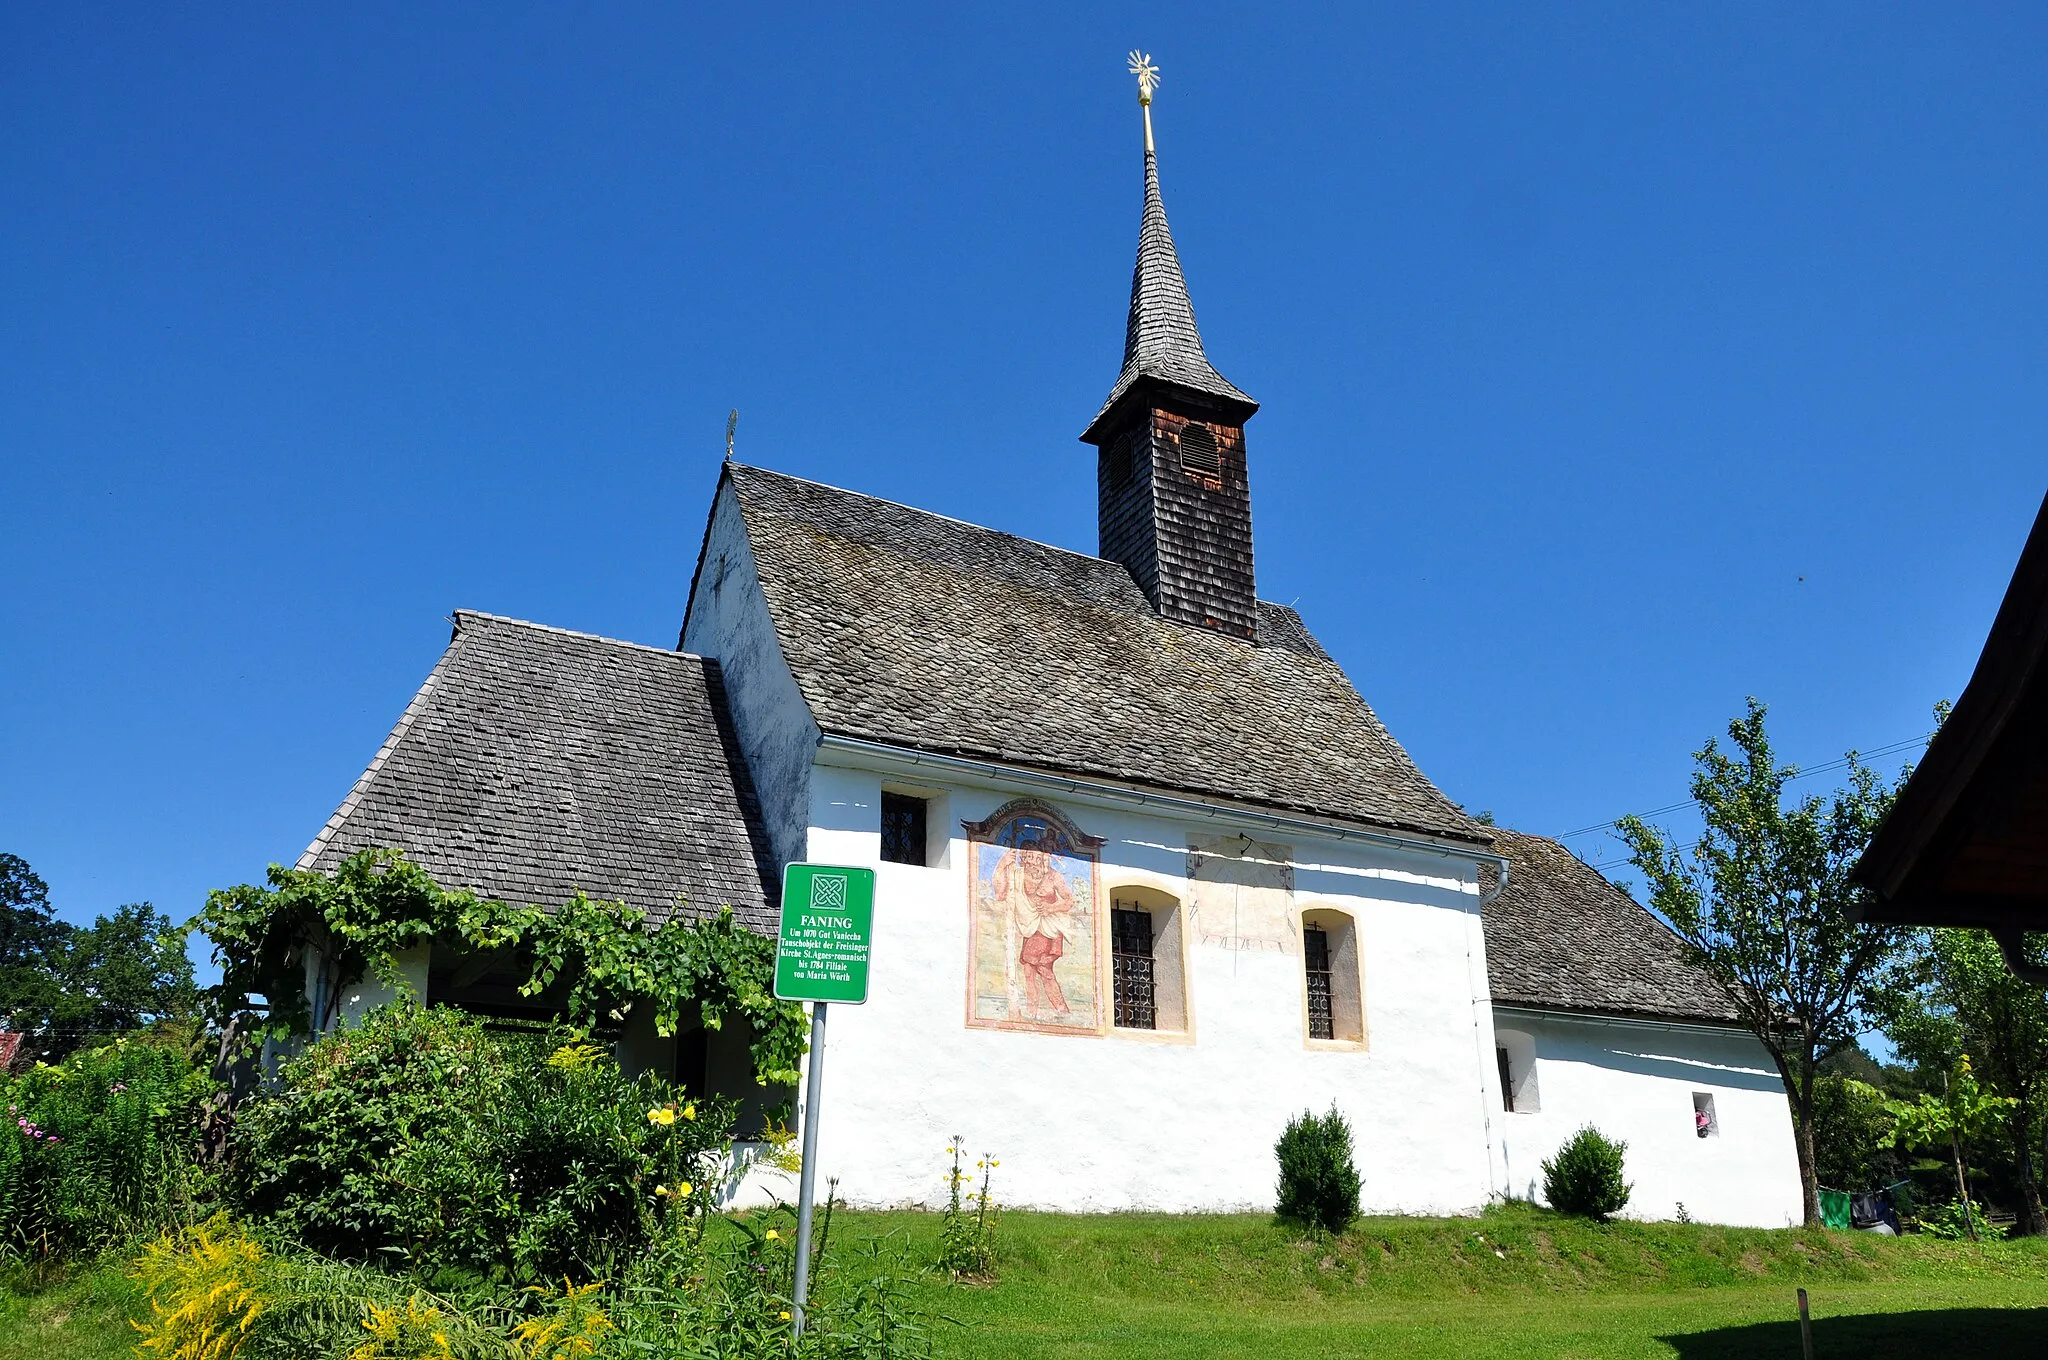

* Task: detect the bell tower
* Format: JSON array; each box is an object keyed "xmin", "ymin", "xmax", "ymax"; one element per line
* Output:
[{"xmin": 1082, "ymin": 52, "xmax": 1261, "ymax": 641}]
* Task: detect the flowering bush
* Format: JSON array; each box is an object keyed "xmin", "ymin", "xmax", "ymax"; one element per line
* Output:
[
  {"xmin": 0, "ymin": 1032, "xmax": 213, "ymax": 1258},
  {"xmin": 232, "ymin": 1003, "xmax": 731, "ymax": 1284},
  {"xmin": 128, "ymin": 1213, "xmax": 610, "ymax": 1359}
]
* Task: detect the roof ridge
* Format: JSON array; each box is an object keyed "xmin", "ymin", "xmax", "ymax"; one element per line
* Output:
[
  {"xmin": 729, "ymin": 463, "xmax": 1100, "ymax": 564},
  {"xmin": 728, "ymin": 463, "xmax": 1306, "ymax": 613},
  {"xmin": 451, "ymin": 609, "xmax": 709, "ymax": 662}
]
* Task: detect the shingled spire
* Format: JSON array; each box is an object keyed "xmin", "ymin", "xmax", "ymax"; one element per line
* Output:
[{"xmin": 1084, "ymin": 53, "xmax": 1260, "ymax": 641}]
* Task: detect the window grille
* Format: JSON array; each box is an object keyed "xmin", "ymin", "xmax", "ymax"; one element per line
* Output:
[
  {"xmin": 1111, "ymin": 905, "xmax": 1157, "ymax": 1030},
  {"xmin": 880, "ymin": 792, "xmax": 928, "ymax": 866},
  {"xmin": 1304, "ymin": 925, "xmax": 1334, "ymax": 1040},
  {"xmin": 1498, "ymin": 1047, "xmax": 1515, "ymax": 1112},
  {"xmin": 1178, "ymin": 423, "xmax": 1221, "ymax": 478}
]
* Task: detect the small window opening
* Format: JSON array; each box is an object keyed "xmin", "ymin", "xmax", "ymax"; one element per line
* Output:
[
  {"xmin": 1693, "ymin": 1092, "xmax": 1718, "ymax": 1139},
  {"xmin": 1178, "ymin": 423, "xmax": 1220, "ymax": 478},
  {"xmin": 1111, "ymin": 906, "xmax": 1157, "ymax": 1030},
  {"xmin": 880, "ymin": 791, "xmax": 929, "ymax": 866},
  {"xmin": 1304, "ymin": 925, "xmax": 1334, "ymax": 1040},
  {"xmin": 1105, "ymin": 432, "xmax": 1136, "ymax": 490},
  {"xmin": 1496, "ymin": 1028, "xmax": 1539, "ymax": 1111}
]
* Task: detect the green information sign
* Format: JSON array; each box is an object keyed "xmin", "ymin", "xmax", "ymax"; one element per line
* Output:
[{"xmin": 774, "ymin": 863, "xmax": 876, "ymax": 1004}]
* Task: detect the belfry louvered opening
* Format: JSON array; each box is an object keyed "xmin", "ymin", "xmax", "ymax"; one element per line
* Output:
[
  {"xmin": 1177, "ymin": 423, "xmax": 1220, "ymax": 477},
  {"xmin": 1105, "ymin": 431, "xmax": 1137, "ymax": 491}
]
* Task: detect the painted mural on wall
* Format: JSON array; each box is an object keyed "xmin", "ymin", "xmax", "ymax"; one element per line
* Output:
[{"xmin": 964, "ymin": 799, "xmax": 1105, "ymax": 1035}]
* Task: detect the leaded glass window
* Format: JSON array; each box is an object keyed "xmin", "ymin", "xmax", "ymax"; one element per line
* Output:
[{"xmin": 881, "ymin": 792, "xmax": 928, "ymax": 866}]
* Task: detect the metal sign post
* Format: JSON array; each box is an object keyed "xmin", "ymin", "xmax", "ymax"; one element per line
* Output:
[{"xmin": 773, "ymin": 863, "xmax": 875, "ymax": 1341}]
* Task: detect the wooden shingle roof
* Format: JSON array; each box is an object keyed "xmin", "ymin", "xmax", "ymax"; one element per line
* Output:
[
  {"xmin": 720, "ymin": 463, "xmax": 1488, "ymax": 845},
  {"xmin": 300, "ymin": 611, "xmax": 777, "ymax": 930},
  {"xmin": 1483, "ymin": 829, "xmax": 1740, "ymax": 1025},
  {"xmin": 1082, "ymin": 145, "xmax": 1257, "ymax": 443}
]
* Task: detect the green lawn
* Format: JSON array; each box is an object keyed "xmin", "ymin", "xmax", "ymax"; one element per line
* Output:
[
  {"xmin": 8, "ymin": 1205, "xmax": 2048, "ymax": 1359},
  {"xmin": 0, "ymin": 1259, "xmax": 141, "ymax": 1360},
  {"xmin": 850, "ymin": 1206, "xmax": 2048, "ymax": 1359}
]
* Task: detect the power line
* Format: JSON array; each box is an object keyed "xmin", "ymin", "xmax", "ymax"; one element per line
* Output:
[{"xmin": 1557, "ymin": 731, "xmax": 1935, "ymax": 845}]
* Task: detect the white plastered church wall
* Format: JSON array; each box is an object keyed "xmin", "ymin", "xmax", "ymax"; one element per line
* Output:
[
  {"xmin": 680, "ymin": 478, "xmax": 820, "ymax": 873},
  {"xmin": 1490, "ymin": 1007, "xmax": 1803, "ymax": 1228},
  {"xmin": 796, "ymin": 753, "xmax": 1507, "ymax": 1215}
]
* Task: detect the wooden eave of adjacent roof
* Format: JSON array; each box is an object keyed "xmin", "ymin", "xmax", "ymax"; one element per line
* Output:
[{"xmin": 1856, "ymin": 490, "xmax": 2048, "ymax": 930}]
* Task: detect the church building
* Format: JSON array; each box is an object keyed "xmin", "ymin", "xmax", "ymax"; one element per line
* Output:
[{"xmin": 298, "ymin": 72, "xmax": 1803, "ymax": 1225}]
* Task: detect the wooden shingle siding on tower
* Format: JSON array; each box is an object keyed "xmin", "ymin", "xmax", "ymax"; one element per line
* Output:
[{"xmin": 1143, "ymin": 408, "xmax": 1257, "ymax": 639}]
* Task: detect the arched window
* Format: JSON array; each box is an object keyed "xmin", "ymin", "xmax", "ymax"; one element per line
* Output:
[
  {"xmin": 1495, "ymin": 1028, "xmax": 1540, "ymax": 1112},
  {"xmin": 1300, "ymin": 908, "xmax": 1364, "ymax": 1045},
  {"xmin": 1108, "ymin": 885, "xmax": 1188, "ymax": 1035}
]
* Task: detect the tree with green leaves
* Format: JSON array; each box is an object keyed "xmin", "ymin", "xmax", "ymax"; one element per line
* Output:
[
  {"xmin": 1882, "ymin": 1053, "xmax": 2017, "ymax": 1241},
  {"xmin": 52, "ymin": 902, "xmax": 200, "ymax": 1043},
  {"xmin": 1874, "ymin": 927, "xmax": 2048, "ymax": 1235},
  {"xmin": 1616, "ymin": 699, "xmax": 1913, "ymax": 1226},
  {"xmin": 1, "ymin": 852, "xmax": 66, "ymax": 1037},
  {"xmin": 2, "ymin": 852, "xmax": 199, "ymax": 1061},
  {"xmin": 1811, "ymin": 1075, "xmax": 1902, "ymax": 1193}
]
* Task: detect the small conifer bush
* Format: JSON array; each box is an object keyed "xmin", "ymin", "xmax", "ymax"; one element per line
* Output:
[
  {"xmin": 1275, "ymin": 1104, "xmax": 1362, "ymax": 1234},
  {"xmin": 1542, "ymin": 1125, "xmax": 1632, "ymax": 1220}
]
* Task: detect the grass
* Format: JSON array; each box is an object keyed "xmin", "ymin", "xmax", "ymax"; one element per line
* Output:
[
  {"xmin": 8, "ymin": 1205, "xmax": 2048, "ymax": 1358},
  {"xmin": 839, "ymin": 1204, "xmax": 2048, "ymax": 1358},
  {"xmin": 0, "ymin": 1258, "xmax": 141, "ymax": 1360}
]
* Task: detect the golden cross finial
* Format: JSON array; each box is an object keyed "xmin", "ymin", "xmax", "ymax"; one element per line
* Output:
[{"xmin": 1128, "ymin": 50, "xmax": 1160, "ymax": 153}]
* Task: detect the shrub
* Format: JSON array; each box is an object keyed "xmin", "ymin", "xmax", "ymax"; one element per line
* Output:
[
  {"xmin": 1916, "ymin": 1196, "xmax": 2006, "ymax": 1241},
  {"xmin": 232, "ymin": 1003, "xmax": 730, "ymax": 1284},
  {"xmin": 1275, "ymin": 1104, "xmax": 1361, "ymax": 1235},
  {"xmin": 0, "ymin": 1033, "xmax": 214, "ymax": 1258},
  {"xmin": 1542, "ymin": 1125, "xmax": 1631, "ymax": 1220}
]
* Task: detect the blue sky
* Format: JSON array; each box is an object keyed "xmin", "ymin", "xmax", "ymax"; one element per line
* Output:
[{"xmin": 4, "ymin": 4, "xmax": 2045, "ymax": 949}]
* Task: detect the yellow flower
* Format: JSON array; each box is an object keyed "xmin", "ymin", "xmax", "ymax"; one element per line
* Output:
[
  {"xmin": 682, "ymin": 1102, "xmax": 697, "ymax": 1122},
  {"xmin": 648, "ymin": 1107, "xmax": 677, "ymax": 1126},
  {"xmin": 780, "ymin": 1310, "xmax": 792, "ymax": 1321},
  {"xmin": 655, "ymin": 1184, "xmax": 672, "ymax": 1198},
  {"xmin": 677, "ymin": 1181, "xmax": 692, "ymax": 1196},
  {"xmin": 764, "ymin": 1229, "xmax": 780, "ymax": 1241}
]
